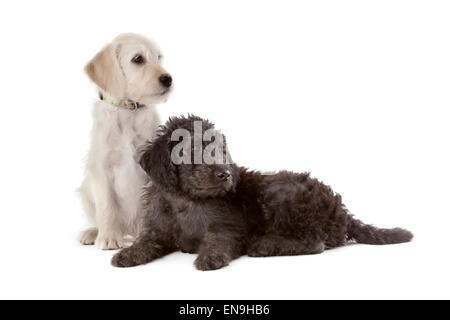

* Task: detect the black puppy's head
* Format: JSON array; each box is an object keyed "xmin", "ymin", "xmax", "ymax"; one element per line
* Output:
[{"xmin": 139, "ymin": 115, "xmax": 239, "ymax": 199}]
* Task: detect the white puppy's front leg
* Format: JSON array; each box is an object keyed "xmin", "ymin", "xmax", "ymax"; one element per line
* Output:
[
  {"xmin": 91, "ymin": 176, "xmax": 125, "ymax": 250},
  {"xmin": 79, "ymin": 227, "xmax": 98, "ymax": 245},
  {"xmin": 96, "ymin": 230, "xmax": 125, "ymax": 250}
]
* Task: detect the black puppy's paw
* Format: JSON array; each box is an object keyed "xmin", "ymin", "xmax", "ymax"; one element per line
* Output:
[
  {"xmin": 247, "ymin": 238, "xmax": 273, "ymax": 257},
  {"xmin": 111, "ymin": 248, "xmax": 140, "ymax": 268},
  {"xmin": 195, "ymin": 252, "xmax": 230, "ymax": 271}
]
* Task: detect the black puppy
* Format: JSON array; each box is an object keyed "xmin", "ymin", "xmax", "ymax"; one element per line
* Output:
[{"xmin": 112, "ymin": 115, "xmax": 413, "ymax": 271}]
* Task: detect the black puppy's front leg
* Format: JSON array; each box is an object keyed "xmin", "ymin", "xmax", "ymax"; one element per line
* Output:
[
  {"xmin": 194, "ymin": 230, "xmax": 245, "ymax": 271},
  {"xmin": 112, "ymin": 229, "xmax": 175, "ymax": 268}
]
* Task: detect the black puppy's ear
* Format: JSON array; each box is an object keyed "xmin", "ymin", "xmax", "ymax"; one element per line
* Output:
[{"xmin": 139, "ymin": 136, "xmax": 178, "ymax": 191}]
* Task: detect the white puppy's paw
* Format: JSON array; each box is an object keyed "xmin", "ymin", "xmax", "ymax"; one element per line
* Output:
[
  {"xmin": 79, "ymin": 227, "xmax": 98, "ymax": 245},
  {"xmin": 95, "ymin": 233, "xmax": 124, "ymax": 250}
]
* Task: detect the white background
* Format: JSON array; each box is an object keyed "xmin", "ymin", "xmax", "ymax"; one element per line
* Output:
[{"xmin": 0, "ymin": 0, "xmax": 449, "ymax": 299}]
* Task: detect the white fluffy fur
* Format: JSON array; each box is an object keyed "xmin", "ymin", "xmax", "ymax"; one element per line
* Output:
[{"xmin": 79, "ymin": 34, "xmax": 171, "ymax": 249}]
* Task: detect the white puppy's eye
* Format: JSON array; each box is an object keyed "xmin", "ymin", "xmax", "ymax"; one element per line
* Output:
[
  {"xmin": 132, "ymin": 55, "xmax": 145, "ymax": 64},
  {"xmin": 158, "ymin": 54, "xmax": 163, "ymax": 61}
]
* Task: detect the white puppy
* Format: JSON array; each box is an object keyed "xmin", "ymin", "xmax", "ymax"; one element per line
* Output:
[{"xmin": 79, "ymin": 33, "xmax": 172, "ymax": 249}]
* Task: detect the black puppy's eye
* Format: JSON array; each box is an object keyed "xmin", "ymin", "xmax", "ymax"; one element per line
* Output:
[{"xmin": 132, "ymin": 55, "xmax": 145, "ymax": 64}]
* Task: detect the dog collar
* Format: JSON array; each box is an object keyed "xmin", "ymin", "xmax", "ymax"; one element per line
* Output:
[{"xmin": 99, "ymin": 92, "xmax": 146, "ymax": 111}]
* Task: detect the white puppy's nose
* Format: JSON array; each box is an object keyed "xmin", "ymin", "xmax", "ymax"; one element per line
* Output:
[{"xmin": 159, "ymin": 74, "xmax": 172, "ymax": 88}]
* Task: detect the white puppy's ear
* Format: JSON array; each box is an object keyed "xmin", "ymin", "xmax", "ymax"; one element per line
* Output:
[{"xmin": 85, "ymin": 44, "xmax": 126, "ymax": 98}]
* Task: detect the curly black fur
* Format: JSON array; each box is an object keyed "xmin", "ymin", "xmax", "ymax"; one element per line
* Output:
[{"xmin": 112, "ymin": 115, "xmax": 413, "ymax": 271}]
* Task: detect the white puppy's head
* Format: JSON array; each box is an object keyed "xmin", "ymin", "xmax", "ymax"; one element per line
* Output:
[{"xmin": 85, "ymin": 33, "xmax": 172, "ymax": 106}]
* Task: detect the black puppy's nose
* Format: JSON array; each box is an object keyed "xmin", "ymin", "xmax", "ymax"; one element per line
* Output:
[
  {"xmin": 159, "ymin": 74, "xmax": 172, "ymax": 88},
  {"xmin": 216, "ymin": 170, "xmax": 231, "ymax": 181}
]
